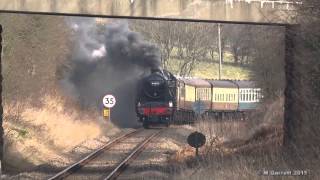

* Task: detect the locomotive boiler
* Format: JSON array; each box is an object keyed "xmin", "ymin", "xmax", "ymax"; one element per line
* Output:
[{"xmin": 135, "ymin": 68, "xmax": 177, "ymax": 128}]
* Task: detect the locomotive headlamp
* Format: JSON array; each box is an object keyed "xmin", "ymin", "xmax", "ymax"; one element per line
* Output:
[{"xmin": 169, "ymin": 101, "xmax": 173, "ymax": 107}]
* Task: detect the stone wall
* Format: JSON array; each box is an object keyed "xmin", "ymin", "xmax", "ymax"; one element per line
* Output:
[{"xmin": 0, "ymin": 0, "xmax": 297, "ymax": 24}]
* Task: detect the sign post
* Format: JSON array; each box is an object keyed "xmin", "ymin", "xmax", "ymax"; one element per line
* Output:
[
  {"xmin": 103, "ymin": 108, "xmax": 111, "ymax": 121},
  {"xmin": 102, "ymin": 94, "xmax": 116, "ymax": 121}
]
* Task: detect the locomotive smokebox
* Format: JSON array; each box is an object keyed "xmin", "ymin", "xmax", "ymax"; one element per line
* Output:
[{"xmin": 136, "ymin": 69, "xmax": 177, "ymax": 128}]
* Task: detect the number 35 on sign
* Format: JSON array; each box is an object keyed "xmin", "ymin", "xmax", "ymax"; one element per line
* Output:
[{"xmin": 103, "ymin": 94, "xmax": 116, "ymax": 108}]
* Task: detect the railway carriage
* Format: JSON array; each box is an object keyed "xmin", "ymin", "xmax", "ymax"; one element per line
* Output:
[
  {"xmin": 174, "ymin": 78, "xmax": 212, "ymax": 123},
  {"xmin": 233, "ymin": 80, "xmax": 262, "ymax": 111},
  {"xmin": 207, "ymin": 80, "xmax": 239, "ymax": 112},
  {"xmin": 177, "ymin": 78, "xmax": 212, "ymax": 111}
]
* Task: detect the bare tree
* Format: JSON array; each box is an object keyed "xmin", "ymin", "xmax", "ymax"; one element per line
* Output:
[
  {"xmin": 223, "ymin": 24, "xmax": 254, "ymax": 65},
  {"xmin": 131, "ymin": 21, "xmax": 212, "ymax": 76},
  {"xmin": 130, "ymin": 20, "xmax": 179, "ymax": 69},
  {"xmin": 176, "ymin": 23, "xmax": 208, "ymax": 76},
  {"xmin": 202, "ymin": 23, "xmax": 218, "ymax": 62}
]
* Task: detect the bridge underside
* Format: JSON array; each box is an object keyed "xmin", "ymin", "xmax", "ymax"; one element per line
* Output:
[
  {"xmin": 0, "ymin": 0, "xmax": 302, "ymax": 168},
  {"xmin": 0, "ymin": 0, "xmax": 297, "ymax": 25}
]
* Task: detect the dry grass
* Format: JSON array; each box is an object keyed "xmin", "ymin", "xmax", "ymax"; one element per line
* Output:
[
  {"xmin": 3, "ymin": 94, "xmax": 116, "ymax": 172},
  {"xmin": 166, "ymin": 98, "xmax": 319, "ymax": 179}
]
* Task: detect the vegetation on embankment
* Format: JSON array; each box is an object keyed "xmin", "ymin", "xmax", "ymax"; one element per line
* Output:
[
  {"xmin": 168, "ymin": 97, "xmax": 319, "ymax": 179},
  {"xmin": 0, "ymin": 14, "xmax": 119, "ymax": 173}
]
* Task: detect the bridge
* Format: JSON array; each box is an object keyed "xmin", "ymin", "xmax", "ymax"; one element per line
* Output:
[
  {"xmin": 0, "ymin": 0, "xmax": 301, "ymax": 24},
  {"xmin": 0, "ymin": 0, "xmax": 308, "ymax": 170}
]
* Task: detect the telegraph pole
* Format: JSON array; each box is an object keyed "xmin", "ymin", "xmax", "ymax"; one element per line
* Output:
[{"xmin": 218, "ymin": 23, "xmax": 222, "ymax": 80}]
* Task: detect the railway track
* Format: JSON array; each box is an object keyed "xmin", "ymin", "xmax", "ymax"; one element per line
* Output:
[{"xmin": 48, "ymin": 128, "xmax": 163, "ymax": 180}]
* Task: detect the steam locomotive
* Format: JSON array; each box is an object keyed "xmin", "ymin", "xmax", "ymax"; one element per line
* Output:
[
  {"xmin": 135, "ymin": 69, "xmax": 262, "ymax": 128},
  {"xmin": 135, "ymin": 69, "xmax": 177, "ymax": 128}
]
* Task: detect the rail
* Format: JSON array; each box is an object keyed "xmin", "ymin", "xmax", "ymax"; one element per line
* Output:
[
  {"xmin": 48, "ymin": 129, "xmax": 142, "ymax": 180},
  {"xmin": 104, "ymin": 129, "xmax": 162, "ymax": 180}
]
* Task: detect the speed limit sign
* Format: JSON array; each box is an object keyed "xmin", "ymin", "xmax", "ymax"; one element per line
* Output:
[{"xmin": 103, "ymin": 94, "xmax": 116, "ymax": 108}]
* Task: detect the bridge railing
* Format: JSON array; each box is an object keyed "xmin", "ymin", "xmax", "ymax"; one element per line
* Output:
[{"xmin": 225, "ymin": 0, "xmax": 302, "ymax": 9}]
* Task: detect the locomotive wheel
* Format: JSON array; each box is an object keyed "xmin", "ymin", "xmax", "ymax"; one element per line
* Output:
[{"xmin": 143, "ymin": 121, "xmax": 149, "ymax": 129}]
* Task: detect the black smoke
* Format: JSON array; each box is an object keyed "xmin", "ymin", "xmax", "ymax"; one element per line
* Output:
[{"xmin": 61, "ymin": 18, "xmax": 161, "ymax": 127}]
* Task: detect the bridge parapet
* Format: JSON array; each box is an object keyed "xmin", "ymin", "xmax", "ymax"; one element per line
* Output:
[
  {"xmin": 225, "ymin": 0, "xmax": 302, "ymax": 10},
  {"xmin": 0, "ymin": 0, "xmax": 300, "ymax": 24}
]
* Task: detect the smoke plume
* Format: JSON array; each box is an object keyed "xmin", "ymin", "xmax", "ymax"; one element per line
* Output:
[{"xmin": 61, "ymin": 18, "xmax": 161, "ymax": 127}]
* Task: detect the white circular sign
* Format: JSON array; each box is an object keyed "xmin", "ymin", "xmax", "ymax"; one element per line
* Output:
[{"xmin": 103, "ymin": 94, "xmax": 116, "ymax": 108}]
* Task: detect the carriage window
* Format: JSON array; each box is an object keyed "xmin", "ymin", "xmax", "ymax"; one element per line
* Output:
[{"xmin": 205, "ymin": 89, "xmax": 208, "ymax": 100}]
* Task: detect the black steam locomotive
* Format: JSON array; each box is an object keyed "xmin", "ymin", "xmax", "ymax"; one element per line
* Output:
[{"xmin": 135, "ymin": 69, "xmax": 177, "ymax": 128}]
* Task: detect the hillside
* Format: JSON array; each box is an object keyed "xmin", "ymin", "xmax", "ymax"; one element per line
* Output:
[{"xmin": 166, "ymin": 57, "xmax": 252, "ymax": 80}]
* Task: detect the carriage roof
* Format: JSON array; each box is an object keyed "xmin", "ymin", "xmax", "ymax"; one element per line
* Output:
[
  {"xmin": 233, "ymin": 80, "xmax": 258, "ymax": 88},
  {"xmin": 178, "ymin": 77, "xmax": 211, "ymax": 88},
  {"xmin": 206, "ymin": 79, "xmax": 237, "ymax": 88}
]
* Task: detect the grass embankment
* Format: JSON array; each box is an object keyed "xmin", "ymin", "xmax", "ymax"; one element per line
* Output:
[
  {"xmin": 166, "ymin": 53, "xmax": 251, "ymax": 80},
  {"xmin": 167, "ymin": 98, "xmax": 319, "ymax": 179},
  {"xmin": 3, "ymin": 95, "xmax": 119, "ymax": 173}
]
